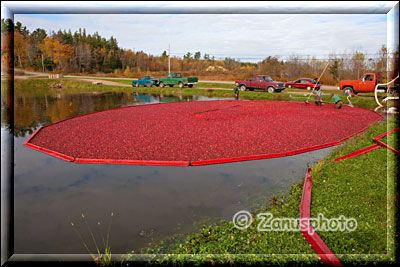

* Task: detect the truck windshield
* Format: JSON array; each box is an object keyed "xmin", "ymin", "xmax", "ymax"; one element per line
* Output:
[
  {"xmin": 263, "ymin": 76, "xmax": 273, "ymax": 82},
  {"xmin": 362, "ymin": 75, "xmax": 373, "ymax": 82},
  {"xmin": 172, "ymin": 73, "xmax": 182, "ymax": 78}
]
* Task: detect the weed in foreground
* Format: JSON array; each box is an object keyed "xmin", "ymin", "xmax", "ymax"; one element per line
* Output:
[{"xmin": 71, "ymin": 212, "xmax": 114, "ymax": 266}]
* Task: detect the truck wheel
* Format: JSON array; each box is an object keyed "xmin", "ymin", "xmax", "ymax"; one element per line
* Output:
[
  {"xmin": 267, "ymin": 87, "xmax": 275, "ymax": 93},
  {"xmin": 343, "ymin": 87, "xmax": 353, "ymax": 96},
  {"xmin": 134, "ymin": 83, "xmax": 138, "ymax": 87},
  {"xmin": 306, "ymin": 86, "xmax": 311, "ymax": 90},
  {"xmin": 188, "ymin": 84, "xmax": 193, "ymax": 88},
  {"xmin": 146, "ymin": 82, "xmax": 151, "ymax": 87},
  {"xmin": 178, "ymin": 82, "xmax": 184, "ymax": 88},
  {"xmin": 240, "ymin": 85, "xmax": 246, "ymax": 91},
  {"xmin": 159, "ymin": 82, "xmax": 165, "ymax": 88},
  {"xmin": 287, "ymin": 85, "xmax": 292, "ymax": 89}
]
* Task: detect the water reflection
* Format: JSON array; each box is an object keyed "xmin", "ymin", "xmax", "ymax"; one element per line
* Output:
[
  {"xmin": 7, "ymin": 91, "xmax": 230, "ymax": 137},
  {"xmin": 6, "ymin": 90, "xmax": 332, "ymax": 254},
  {"xmin": 13, "ymin": 134, "xmax": 331, "ymax": 254},
  {"xmin": 131, "ymin": 92, "xmax": 228, "ymax": 105},
  {"xmin": 10, "ymin": 92, "xmax": 132, "ymax": 137}
]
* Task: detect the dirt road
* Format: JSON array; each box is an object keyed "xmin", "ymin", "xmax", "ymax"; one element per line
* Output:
[{"xmin": 76, "ymin": 78, "xmax": 132, "ymax": 87}]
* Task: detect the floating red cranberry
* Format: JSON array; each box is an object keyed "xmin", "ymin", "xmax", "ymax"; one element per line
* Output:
[{"xmin": 24, "ymin": 100, "xmax": 382, "ymax": 166}]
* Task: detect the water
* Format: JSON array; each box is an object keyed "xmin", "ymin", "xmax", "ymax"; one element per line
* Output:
[{"xmin": 5, "ymin": 91, "xmax": 332, "ymax": 254}]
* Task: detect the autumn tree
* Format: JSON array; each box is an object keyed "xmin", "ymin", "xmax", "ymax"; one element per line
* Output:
[
  {"xmin": 75, "ymin": 42, "xmax": 92, "ymax": 72},
  {"xmin": 373, "ymin": 45, "xmax": 387, "ymax": 81},
  {"xmin": 258, "ymin": 56, "xmax": 282, "ymax": 77},
  {"xmin": 38, "ymin": 37, "xmax": 73, "ymax": 71},
  {"xmin": 329, "ymin": 60, "xmax": 339, "ymax": 81},
  {"xmin": 350, "ymin": 51, "xmax": 365, "ymax": 79},
  {"xmin": 194, "ymin": 51, "xmax": 201, "ymax": 61},
  {"xmin": 184, "ymin": 52, "xmax": 192, "ymax": 62},
  {"xmin": 14, "ymin": 31, "xmax": 26, "ymax": 67}
]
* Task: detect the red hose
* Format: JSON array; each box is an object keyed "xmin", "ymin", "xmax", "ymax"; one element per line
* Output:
[{"xmin": 299, "ymin": 168, "xmax": 342, "ymax": 266}]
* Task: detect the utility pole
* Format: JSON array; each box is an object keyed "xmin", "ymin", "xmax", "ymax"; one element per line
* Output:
[{"xmin": 168, "ymin": 44, "xmax": 171, "ymax": 74}]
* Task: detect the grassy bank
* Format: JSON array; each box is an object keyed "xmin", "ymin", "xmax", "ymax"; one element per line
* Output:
[
  {"xmin": 100, "ymin": 79, "xmax": 236, "ymax": 90},
  {"xmin": 93, "ymin": 78, "xmax": 339, "ymax": 91},
  {"xmin": 122, "ymin": 117, "xmax": 397, "ymax": 266},
  {"xmin": 306, "ymin": 118, "xmax": 397, "ymax": 264},
  {"xmin": 11, "ymin": 78, "xmax": 380, "ymax": 109}
]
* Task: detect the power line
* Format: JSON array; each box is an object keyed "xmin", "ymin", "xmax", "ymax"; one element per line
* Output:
[
  {"xmin": 171, "ymin": 52, "xmax": 395, "ymax": 57},
  {"xmin": 168, "ymin": 55, "xmax": 395, "ymax": 63},
  {"xmin": 168, "ymin": 52, "xmax": 397, "ymax": 61}
]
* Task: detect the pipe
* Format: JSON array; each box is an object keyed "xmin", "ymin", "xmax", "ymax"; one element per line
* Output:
[{"xmin": 374, "ymin": 75, "xmax": 399, "ymax": 107}]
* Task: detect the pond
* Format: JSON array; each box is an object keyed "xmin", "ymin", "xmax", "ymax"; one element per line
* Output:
[{"xmin": 3, "ymin": 90, "xmax": 333, "ymax": 254}]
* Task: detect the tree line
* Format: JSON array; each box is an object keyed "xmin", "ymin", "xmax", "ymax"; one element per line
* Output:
[{"xmin": 1, "ymin": 19, "xmax": 398, "ymax": 84}]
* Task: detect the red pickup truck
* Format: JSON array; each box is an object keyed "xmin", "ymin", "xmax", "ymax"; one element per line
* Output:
[
  {"xmin": 339, "ymin": 73, "xmax": 384, "ymax": 95},
  {"xmin": 235, "ymin": 75, "xmax": 285, "ymax": 93}
]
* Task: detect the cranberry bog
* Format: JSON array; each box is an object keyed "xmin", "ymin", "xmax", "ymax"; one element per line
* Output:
[{"xmin": 23, "ymin": 100, "xmax": 382, "ymax": 165}]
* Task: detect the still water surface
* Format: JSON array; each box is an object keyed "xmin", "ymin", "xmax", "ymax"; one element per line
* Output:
[{"xmin": 6, "ymin": 90, "xmax": 332, "ymax": 254}]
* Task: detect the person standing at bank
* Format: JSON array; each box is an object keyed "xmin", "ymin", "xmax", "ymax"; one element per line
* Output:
[
  {"xmin": 313, "ymin": 89, "xmax": 323, "ymax": 106},
  {"xmin": 233, "ymin": 84, "xmax": 239, "ymax": 100}
]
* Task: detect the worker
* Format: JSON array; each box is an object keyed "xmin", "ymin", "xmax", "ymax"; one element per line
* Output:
[
  {"xmin": 313, "ymin": 90, "xmax": 323, "ymax": 106},
  {"xmin": 331, "ymin": 94, "xmax": 343, "ymax": 109},
  {"xmin": 233, "ymin": 85, "xmax": 239, "ymax": 100}
]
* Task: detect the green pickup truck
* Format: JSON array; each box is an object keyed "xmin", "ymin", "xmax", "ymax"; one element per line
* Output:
[{"xmin": 158, "ymin": 73, "xmax": 198, "ymax": 88}]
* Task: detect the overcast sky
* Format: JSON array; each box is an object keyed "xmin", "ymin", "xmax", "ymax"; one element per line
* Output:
[{"xmin": 6, "ymin": 1, "xmax": 399, "ymax": 62}]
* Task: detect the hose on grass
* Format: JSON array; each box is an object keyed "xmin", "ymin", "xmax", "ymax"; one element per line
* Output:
[{"xmin": 375, "ymin": 75, "xmax": 399, "ymax": 107}]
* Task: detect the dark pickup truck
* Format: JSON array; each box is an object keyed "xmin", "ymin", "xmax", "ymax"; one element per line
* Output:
[{"xmin": 235, "ymin": 75, "xmax": 285, "ymax": 93}]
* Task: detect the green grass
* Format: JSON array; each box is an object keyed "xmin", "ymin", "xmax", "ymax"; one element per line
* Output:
[
  {"xmin": 11, "ymin": 78, "xmax": 130, "ymax": 97},
  {"xmin": 123, "ymin": 117, "xmax": 397, "ymax": 266},
  {"xmin": 10, "ymin": 78, "xmax": 381, "ymax": 109},
  {"xmin": 307, "ymin": 118, "xmax": 397, "ymax": 264},
  {"xmin": 286, "ymin": 88, "xmax": 339, "ymax": 94},
  {"xmin": 192, "ymin": 82, "xmax": 234, "ymax": 89},
  {"xmin": 96, "ymin": 78, "xmax": 132, "ymax": 85}
]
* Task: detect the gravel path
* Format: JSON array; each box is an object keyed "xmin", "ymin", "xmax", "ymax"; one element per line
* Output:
[{"xmin": 76, "ymin": 78, "xmax": 132, "ymax": 87}]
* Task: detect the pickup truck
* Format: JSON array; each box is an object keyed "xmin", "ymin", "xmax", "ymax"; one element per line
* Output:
[
  {"xmin": 132, "ymin": 76, "xmax": 158, "ymax": 87},
  {"xmin": 158, "ymin": 73, "xmax": 198, "ymax": 88},
  {"xmin": 235, "ymin": 75, "xmax": 285, "ymax": 93},
  {"xmin": 338, "ymin": 73, "xmax": 387, "ymax": 95}
]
